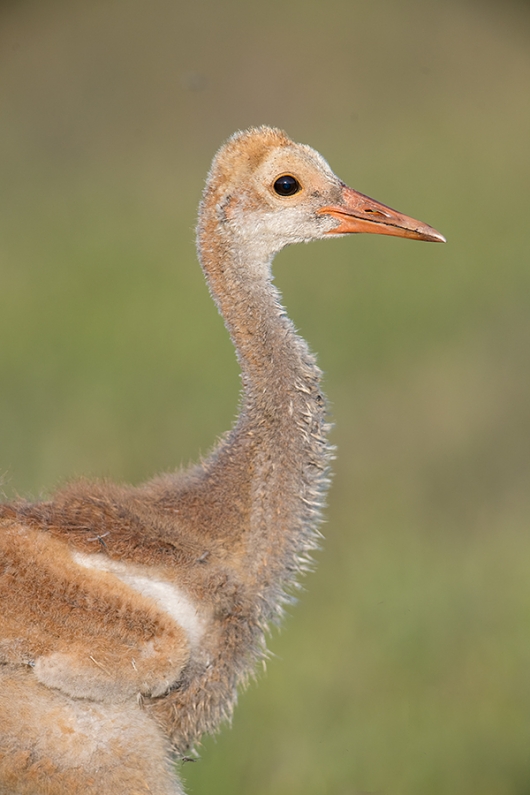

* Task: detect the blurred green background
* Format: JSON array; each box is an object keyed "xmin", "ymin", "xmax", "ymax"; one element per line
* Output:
[{"xmin": 1, "ymin": 0, "xmax": 530, "ymax": 793}]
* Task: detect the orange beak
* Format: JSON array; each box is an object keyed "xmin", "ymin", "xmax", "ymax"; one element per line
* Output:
[{"xmin": 318, "ymin": 185, "xmax": 445, "ymax": 243}]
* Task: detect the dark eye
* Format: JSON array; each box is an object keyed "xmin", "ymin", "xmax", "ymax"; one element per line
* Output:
[{"xmin": 273, "ymin": 175, "xmax": 301, "ymax": 197}]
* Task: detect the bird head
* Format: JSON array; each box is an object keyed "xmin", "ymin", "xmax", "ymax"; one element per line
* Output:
[{"xmin": 200, "ymin": 126, "xmax": 445, "ymax": 264}]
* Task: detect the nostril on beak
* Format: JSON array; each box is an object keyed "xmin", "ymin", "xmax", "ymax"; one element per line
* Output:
[{"xmin": 363, "ymin": 208, "xmax": 388, "ymax": 218}]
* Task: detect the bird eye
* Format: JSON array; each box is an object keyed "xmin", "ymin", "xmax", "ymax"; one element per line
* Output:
[{"xmin": 273, "ymin": 175, "xmax": 301, "ymax": 197}]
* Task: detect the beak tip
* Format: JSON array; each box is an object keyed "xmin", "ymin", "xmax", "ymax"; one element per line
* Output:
[{"xmin": 426, "ymin": 229, "xmax": 446, "ymax": 244}]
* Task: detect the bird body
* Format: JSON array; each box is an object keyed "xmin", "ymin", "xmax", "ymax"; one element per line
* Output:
[{"xmin": 0, "ymin": 127, "xmax": 443, "ymax": 794}]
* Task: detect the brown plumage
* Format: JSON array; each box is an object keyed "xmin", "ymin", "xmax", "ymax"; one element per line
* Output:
[{"xmin": 0, "ymin": 127, "xmax": 444, "ymax": 795}]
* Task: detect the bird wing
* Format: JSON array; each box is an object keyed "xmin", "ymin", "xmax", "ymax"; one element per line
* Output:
[{"xmin": 0, "ymin": 520, "xmax": 190, "ymax": 702}]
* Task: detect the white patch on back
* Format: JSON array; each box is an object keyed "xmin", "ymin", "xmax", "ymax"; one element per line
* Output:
[{"xmin": 72, "ymin": 552, "xmax": 205, "ymax": 648}]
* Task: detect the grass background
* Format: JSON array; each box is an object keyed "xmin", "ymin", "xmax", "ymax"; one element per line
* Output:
[{"xmin": 1, "ymin": 0, "xmax": 530, "ymax": 792}]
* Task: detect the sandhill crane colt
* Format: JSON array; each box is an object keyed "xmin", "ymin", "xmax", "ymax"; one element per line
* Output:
[{"xmin": 0, "ymin": 127, "xmax": 444, "ymax": 795}]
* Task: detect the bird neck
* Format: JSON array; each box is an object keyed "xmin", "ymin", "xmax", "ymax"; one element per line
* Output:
[
  {"xmin": 197, "ymin": 201, "xmax": 320, "ymax": 421},
  {"xmin": 202, "ymin": 244, "xmax": 301, "ymax": 385},
  {"xmin": 195, "ymin": 208, "xmax": 331, "ymax": 618}
]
